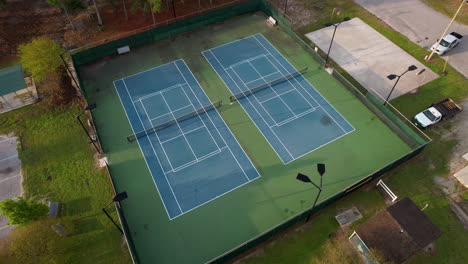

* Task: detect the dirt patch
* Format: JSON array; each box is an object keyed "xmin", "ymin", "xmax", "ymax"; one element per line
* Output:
[
  {"xmin": 1, "ymin": 0, "xmax": 248, "ymax": 59},
  {"xmin": 268, "ymin": 0, "xmax": 324, "ymax": 29}
]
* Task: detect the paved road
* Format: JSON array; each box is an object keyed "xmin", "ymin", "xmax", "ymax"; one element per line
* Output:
[
  {"xmin": 0, "ymin": 136, "xmax": 22, "ymax": 240},
  {"xmin": 354, "ymin": 0, "xmax": 468, "ymax": 78},
  {"xmin": 306, "ymin": 18, "xmax": 438, "ymax": 101}
]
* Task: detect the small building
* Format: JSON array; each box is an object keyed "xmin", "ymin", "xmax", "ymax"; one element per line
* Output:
[
  {"xmin": 349, "ymin": 197, "xmax": 442, "ymax": 264},
  {"xmin": 0, "ymin": 64, "xmax": 38, "ymax": 114}
]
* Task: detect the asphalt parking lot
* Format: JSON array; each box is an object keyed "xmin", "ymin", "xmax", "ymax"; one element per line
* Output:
[{"xmin": 0, "ymin": 136, "xmax": 22, "ymax": 240}]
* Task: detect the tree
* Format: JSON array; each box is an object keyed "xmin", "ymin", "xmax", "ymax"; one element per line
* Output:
[
  {"xmin": 18, "ymin": 38, "xmax": 64, "ymax": 83},
  {"xmin": 0, "ymin": 197, "xmax": 48, "ymax": 226},
  {"xmin": 48, "ymin": 0, "xmax": 77, "ymax": 30},
  {"xmin": 0, "ymin": 0, "xmax": 7, "ymax": 9},
  {"xmin": 0, "ymin": 219, "xmax": 65, "ymax": 263},
  {"xmin": 132, "ymin": 0, "xmax": 163, "ymax": 25}
]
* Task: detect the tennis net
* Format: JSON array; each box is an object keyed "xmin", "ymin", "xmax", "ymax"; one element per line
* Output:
[
  {"xmin": 230, "ymin": 67, "xmax": 308, "ymax": 102},
  {"xmin": 127, "ymin": 101, "xmax": 222, "ymax": 142}
]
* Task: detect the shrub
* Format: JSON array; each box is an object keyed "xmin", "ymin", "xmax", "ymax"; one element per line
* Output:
[
  {"xmin": 0, "ymin": 197, "xmax": 49, "ymax": 226},
  {"xmin": 18, "ymin": 38, "xmax": 63, "ymax": 83}
]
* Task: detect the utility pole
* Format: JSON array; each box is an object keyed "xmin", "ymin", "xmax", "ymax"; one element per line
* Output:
[{"xmin": 426, "ymin": 0, "xmax": 466, "ymax": 61}]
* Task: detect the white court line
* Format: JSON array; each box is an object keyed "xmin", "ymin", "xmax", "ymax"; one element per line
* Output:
[
  {"xmin": 135, "ymin": 83, "xmax": 183, "ymax": 102},
  {"xmin": 261, "ymin": 55, "xmax": 317, "ymax": 110},
  {"xmin": 159, "ymin": 126, "xmax": 205, "ymax": 144},
  {"xmin": 122, "ymin": 60, "xmax": 181, "ymax": 81},
  {"xmin": 253, "ymin": 34, "xmax": 356, "ymax": 160},
  {"xmin": 228, "ymin": 54, "xmax": 266, "ymax": 69},
  {"xmin": 173, "ymin": 59, "xmax": 261, "ymax": 217},
  {"xmin": 255, "ymin": 36, "xmax": 348, "ymax": 133},
  {"xmin": 205, "ymin": 50, "xmax": 294, "ymax": 162},
  {"xmin": 139, "ymin": 99, "xmax": 177, "ymax": 172},
  {"xmin": 148, "ymin": 104, "xmax": 192, "ymax": 122},
  {"xmin": 243, "ymin": 70, "xmax": 280, "ymax": 85},
  {"xmin": 258, "ymin": 88, "xmax": 295, "ymax": 104},
  {"xmin": 125, "ymin": 81, "xmax": 182, "ymax": 212},
  {"xmin": 114, "ymin": 79, "xmax": 180, "ymax": 218},
  {"xmin": 170, "ymin": 147, "xmax": 225, "ymax": 173},
  {"xmin": 159, "ymin": 92, "xmax": 199, "ymax": 162},
  {"xmin": 0, "ymin": 174, "xmax": 20, "ymax": 184},
  {"xmin": 275, "ymin": 108, "xmax": 316, "ymax": 127},
  {"xmin": 247, "ymin": 60, "xmax": 297, "ymax": 119},
  {"xmin": 178, "ymin": 83, "xmax": 222, "ymax": 151},
  {"xmin": 229, "ymin": 66, "xmax": 278, "ymax": 126},
  {"xmin": 178, "ymin": 60, "xmax": 256, "ymax": 182},
  {"xmin": 254, "ymin": 34, "xmax": 354, "ymax": 134}
]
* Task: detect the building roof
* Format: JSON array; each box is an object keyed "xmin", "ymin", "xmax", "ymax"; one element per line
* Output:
[
  {"xmin": 0, "ymin": 64, "xmax": 27, "ymax": 97},
  {"xmin": 387, "ymin": 197, "xmax": 442, "ymax": 248},
  {"xmin": 356, "ymin": 197, "xmax": 441, "ymax": 264}
]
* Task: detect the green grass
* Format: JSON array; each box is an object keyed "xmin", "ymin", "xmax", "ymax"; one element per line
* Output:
[
  {"xmin": 421, "ymin": 0, "xmax": 468, "ymax": 25},
  {"xmin": 0, "ymin": 102, "xmax": 131, "ymax": 264},
  {"xmin": 242, "ymin": 1, "xmax": 468, "ymax": 263}
]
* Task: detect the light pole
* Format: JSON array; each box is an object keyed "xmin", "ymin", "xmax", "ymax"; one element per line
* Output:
[
  {"xmin": 324, "ymin": 17, "xmax": 350, "ymax": 68},
  {"xmin": 296, "ymin": 163, "xmax": 326, "ymax": 222},
  {"xmin": 59, "ymin": 45, "xmax": 80, "ymax": 89},
  {"xmin": 102, "ymin": 192, "xmax": 128, "ymax": 234},
  {"xmin": 385, "ymin": 65, "xmax": 417, "ymax": 105},
  {"xmin": 76, "ymin": 104, "xmax": 101, "ymax": 154}
]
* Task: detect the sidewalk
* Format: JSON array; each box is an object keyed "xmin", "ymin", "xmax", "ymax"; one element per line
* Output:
[{"xmin": 354, "ymin": 0, "xmax": 468, "ymax": 77}]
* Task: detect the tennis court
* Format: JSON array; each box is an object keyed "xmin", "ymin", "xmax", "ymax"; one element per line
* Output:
[
  {"xmin": 203, "ymin": 34, "xmax": 354, "ymax": 163},
  {"xmin": 114, "ymin": 59, "xmax": 260, "ymax": 219},
  {"xmin": 73, "ymin": 4, "xmax": 428, "ymax": 263}
]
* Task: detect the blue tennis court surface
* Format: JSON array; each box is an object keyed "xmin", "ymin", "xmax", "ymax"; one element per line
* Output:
[
  {"xmin": 114, "ymin": 59, "xmax": 260, "ymax": 219},
  {"xmin": 203, "ymin": 34, "xmax": 355, "ymax": 164}
]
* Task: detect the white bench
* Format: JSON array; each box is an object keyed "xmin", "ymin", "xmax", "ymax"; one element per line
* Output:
[
  {"xmin": 117, "ymin": 46, "xmax": 130, "ymax": 55},
  {"xmin": 267, "ymin": 16, "xmax": 277, "ymax": 26}
]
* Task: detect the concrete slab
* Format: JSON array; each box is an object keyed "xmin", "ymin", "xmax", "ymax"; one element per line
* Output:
[
  {"xmin": 354, "ymin": 0, "xmax": 468, "ymax": 78},
  {"xmin": 0, "ymin": 136, "xmax": 22, "ymax": 240},
  {"xmin": 306, "ymin": 18, "xmax": 439, "ymax": 101},
  {"xmin": 462, "ymin": 152, "xmax": 468, "ymax": 161},
  {"xmin": 454, "ymin": 165, "xmax": 468, "ymax": 188},
  {"xmin": 335, "ymin": 207, "xmax": 363, "ymax": 226}
]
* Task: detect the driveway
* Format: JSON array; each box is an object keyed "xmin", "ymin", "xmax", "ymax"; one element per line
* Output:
[
  {"xmin": 306, "ymin": 18, "xmax": 439, "ymax": 101},
  {"xmin": 354, "ymin": 0, "xmax": 468, "ymax": 78},
  {"xmin": 0, "ymin": 136, "xmax": 22, "ymax": 240}
]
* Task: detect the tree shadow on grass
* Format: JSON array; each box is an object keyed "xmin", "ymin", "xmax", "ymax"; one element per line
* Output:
[
  {"xmin": 71, "ymin": 216, "xmax": 104, "ymax": 236},
  {"xmin": 64, "ymin": 197, "xmax": 92, "ymax": 216}
]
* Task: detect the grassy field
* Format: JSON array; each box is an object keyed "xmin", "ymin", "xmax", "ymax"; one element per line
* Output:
[
  {"xmin": 0, "ymin": 102, "xmax": 131, "ymax": 263},
  {"xmin": 421, "ymin": 0, "xmax": 468, "ymax": 25},
  {"xmin": 241, "ymin": 1, "xmax": 468, "ymax": 263}
]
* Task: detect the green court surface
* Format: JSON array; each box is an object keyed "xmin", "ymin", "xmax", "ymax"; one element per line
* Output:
[{"xmin": 77, "ymin": 13, "xmax": 414, "ymax": 264}]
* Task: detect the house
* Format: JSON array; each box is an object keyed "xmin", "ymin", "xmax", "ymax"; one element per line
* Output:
[{"xmin": 350, "ymin": 197, "xmax": 442, "ymax": 264}]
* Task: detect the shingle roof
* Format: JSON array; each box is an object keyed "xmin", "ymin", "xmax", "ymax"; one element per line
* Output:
[
  {"xmin": 356, "ymin": 197, "xmax": 442, "ymax": 264},
  {"xmin": 387, "ymin": 197, "xmax": 442, "ymax": 248}
]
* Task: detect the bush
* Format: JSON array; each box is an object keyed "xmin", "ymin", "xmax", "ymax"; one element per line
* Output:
[
  {"xmin": 0, "ymin": 219, "xmax": 65, "ymax": 264},
  {"xmin": 18, "ymin": 38, "xmax": 63, "ymax": 83},
  {"xmin": 0, "ymin": 197, "xmax": 49, "ymax": 226}
]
